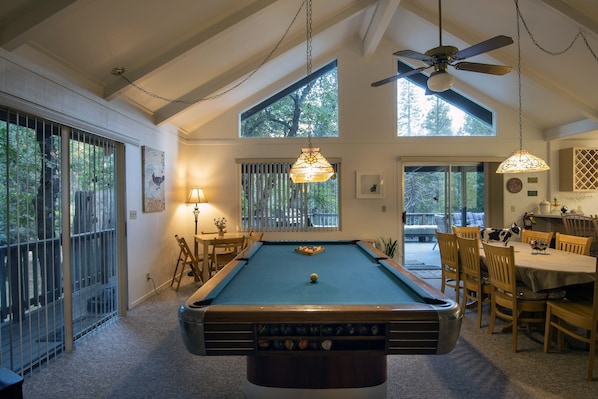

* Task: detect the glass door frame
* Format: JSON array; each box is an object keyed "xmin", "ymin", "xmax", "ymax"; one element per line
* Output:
[{"xmin": 399, "ymin": 160, "xmax": 487, "ymax": 267}]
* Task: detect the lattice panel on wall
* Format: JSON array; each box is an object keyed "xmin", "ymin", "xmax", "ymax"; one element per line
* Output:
[{"xmin": 559, "ymin": 147, "xmax": 598, "ymax": 192}]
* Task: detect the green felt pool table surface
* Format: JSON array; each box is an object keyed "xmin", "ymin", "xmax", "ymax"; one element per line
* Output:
[{"xmin": 211, "ymin": 240, "xmax": 425, "ymax": 305}]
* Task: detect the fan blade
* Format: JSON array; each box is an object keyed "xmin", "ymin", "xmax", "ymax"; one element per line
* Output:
[
  {"xmin": 393, "ymin": 49, "xmax": 435, "ymax": 63},
  {"xmin": 371, "ymin": 66, "xmax": 429, "ymax": 87},
  {"xmin": 454, "ymin": 62, "xmax": 512, "ymax": 75},
  {"xmin": 453, "ymin": 35, "xmax": 513, "ymax": 60}
]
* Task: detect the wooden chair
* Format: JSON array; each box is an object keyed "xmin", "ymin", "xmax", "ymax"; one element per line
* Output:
[
  {"xmin": 520, "ymin": 230, "xmax": 553, "ymax": 245},
  {"xmin": 544, "ymin": 257, "xmax": 598, "ymax": 380},
  {"xmin": 592, "ymin": 214, "xmax": 598, "ymax": 234},
  {"xmin": 243, "ymin": 230, "xmax": 264, "ymax": 249},
  {"xmin": 433, "ymin": 214, "xmax": 450, "ymax": 250},
  {"xmin": 482, "ymin": 242, "xmax": 547, "ymax": 352},
  {"xmin": 555, "ymin": 232, "xmax": 592, "ymax": 256},
  {"xmin": 171, "ymin": 235, "xmax": 202, "ymax": 291},
  {"xmin": 436, "ymin": 231, "xmax": 462, "ymax": 304},
  {"xmin": 452, "ymin": 225, "xmax": 481, "ymax": 240},
  {"xmin": 457, "ymin": 236, "xmax": 491, "ymax": 328},
  {"xmin": 210, "ymin": 237, "xmax": 245, "ymax": 277},
  {"xmin": 562, "ymin": 214, "xmax": 595, "ymax": 238}
]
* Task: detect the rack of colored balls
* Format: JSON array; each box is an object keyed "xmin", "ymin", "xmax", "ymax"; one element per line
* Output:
[
  {"xmin": 295, "ymin": 245, "xmax": 325, "ymax": 255},
  {"xmin": 256, "ymin": 323, "xmax": 385, "ymax": 352}
]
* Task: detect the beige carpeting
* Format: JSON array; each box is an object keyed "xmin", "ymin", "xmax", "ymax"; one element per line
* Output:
[{"xmin": 21, "ymin": 275, "xmax": 598, "ymax": 399}]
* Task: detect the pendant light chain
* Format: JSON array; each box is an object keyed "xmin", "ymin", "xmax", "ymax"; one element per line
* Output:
[
  {"xmin": 496, "ymin": 0, "xmax": 550, "ymax": 173},
  {"xmin": 516, "ymin": 0, "xmax": 523, "ymax": 152},
  {"xmin": 515, "ymin": 0, "xmax": 598, "ymax": 62},
  {"xmin": 112, "ymin": 1, "xmax": 306, "ymax": 104},
  {"xmin": 289, "ymin": 0, "xmax": 334, "ymax": 183},
  {"xmin": 306, "ymin": 0, "xmax": 314, "ymax": 149}
]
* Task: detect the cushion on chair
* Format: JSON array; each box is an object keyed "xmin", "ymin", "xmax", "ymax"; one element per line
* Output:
[
  {"xmin": 545, "ymin": 289, "xmax": 567, "ymax": 300},
  {"xmin": 516, "ymin": 284, "xmax": 549, "ymax": 300}
]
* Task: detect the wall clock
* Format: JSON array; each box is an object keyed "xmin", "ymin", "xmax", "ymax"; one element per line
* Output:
[{"xmin": 506, "ymin": 177, "xmax": 523, "ymax": 193}]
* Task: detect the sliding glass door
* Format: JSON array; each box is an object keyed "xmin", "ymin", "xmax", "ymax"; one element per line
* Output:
[
  {"xmin": 402, "ymin": 163, "xmax": 485, "ymax": 268},
  {"xmin": 1, "ymin": 106, "xmax": 122, "ymax": 375}
]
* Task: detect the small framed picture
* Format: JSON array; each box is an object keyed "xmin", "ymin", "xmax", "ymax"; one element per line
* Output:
[
  {"xmin": 527, "ymin": 190, "xmax": 538, "ymax": 197},
  {"xmin": 527, "ymin": 177, "xmax": 538, "ymax": 184},
  {"xmin": 356, "ymin": 171, "xmax": 384, "ymax": 199}
]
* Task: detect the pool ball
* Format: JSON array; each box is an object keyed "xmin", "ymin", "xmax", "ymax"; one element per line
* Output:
[{"xmin": 310, "ymin": 273, "xmax": 318, "ymax": 283}]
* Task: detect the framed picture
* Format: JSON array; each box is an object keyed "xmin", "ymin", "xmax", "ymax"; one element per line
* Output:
[
  {"xmin": 142, "ymin": 146, "xmax": 165, "ymax": 212},
  {"xmin": 356, "ymin": 171, "xmax": 384, "ymax": 199}
]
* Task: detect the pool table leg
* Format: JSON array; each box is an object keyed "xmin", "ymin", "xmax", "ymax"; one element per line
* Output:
[{"xmin": 246, "ymin": 354, "xmax": 387, "ymax": 397}]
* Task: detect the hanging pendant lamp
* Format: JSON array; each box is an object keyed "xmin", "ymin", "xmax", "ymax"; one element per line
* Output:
[
  {"xmin": 289, "ymin": 0, "xmax": 334, "ymax": 183},
  {"xmin": 497, "ymin": 0, "xmax": 549, "ymax": 174}
]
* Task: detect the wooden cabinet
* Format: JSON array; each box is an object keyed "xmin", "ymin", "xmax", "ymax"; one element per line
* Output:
[{"xmin": 559, "ymin": 147, "xmax": 598, "ymax": 191}]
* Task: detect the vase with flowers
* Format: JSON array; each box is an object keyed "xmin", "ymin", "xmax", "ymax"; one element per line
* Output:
[{"xmin": 214, "ymin": 218, "xmax": 227, "ymax": 236}]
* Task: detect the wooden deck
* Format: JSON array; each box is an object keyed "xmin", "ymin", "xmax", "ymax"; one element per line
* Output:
[{"xmin": 1, "ymin": 283, "xmax": 116, "ymax": 374}]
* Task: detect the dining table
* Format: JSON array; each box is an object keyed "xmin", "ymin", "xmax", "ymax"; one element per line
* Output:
[
  {"xmin": 479, "ymin": 240, "xmax": 596, "ymax": 292},
  {"xmin": 194, "ymin": 232, "xmax": 246, "ymax": 282}
]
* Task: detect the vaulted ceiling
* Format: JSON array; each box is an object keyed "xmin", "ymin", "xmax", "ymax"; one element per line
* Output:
[{"xmin": 1, "ymin": 0, "xmax": 597, "ymax": 140}]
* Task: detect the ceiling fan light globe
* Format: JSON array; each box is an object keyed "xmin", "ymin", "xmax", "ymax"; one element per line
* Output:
[{"xmin": 427, "ymin": 70, "xmax": 454, "ymax": 92}]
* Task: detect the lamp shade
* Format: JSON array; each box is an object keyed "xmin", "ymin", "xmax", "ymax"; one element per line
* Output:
[
  {"xmin": 187, "ymin": 187, "xmax": 207, "ymax": 204},
  {"xmin": 496, "ymin": 149, "xmax": 550, "ymax": 173},
  {"xmin": 289, "ymin": 147, "xmax": 335, "ymax": 183},
  {"xmin": 427, "ymin": 70, "xmax": 455, "ymax": 92}
]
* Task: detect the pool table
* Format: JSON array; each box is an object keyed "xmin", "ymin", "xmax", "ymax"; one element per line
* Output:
[{"xmin": 179, "ymin": 240, "xmax": 461, "ymax": 398}]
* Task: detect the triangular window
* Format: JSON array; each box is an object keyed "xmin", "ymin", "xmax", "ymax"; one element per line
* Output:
[{"xmin": 397, "ymin": 61, "xmax": 495, "ymax": 136}]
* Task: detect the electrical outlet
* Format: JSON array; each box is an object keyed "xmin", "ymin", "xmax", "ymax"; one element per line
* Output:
[{"xmin": 146, "ymin": 273, "xmax": 150, "ymax": 281}]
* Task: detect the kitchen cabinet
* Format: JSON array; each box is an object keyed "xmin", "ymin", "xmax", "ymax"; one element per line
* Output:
[{"xmin": 559, "ymin": 147, "xmax": 598, "ymax": 191}]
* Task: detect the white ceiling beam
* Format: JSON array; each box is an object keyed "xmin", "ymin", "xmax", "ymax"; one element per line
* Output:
[
  {"xmin": 544, "ymin": 119, "xmax": 598, "ymax": 140},
  {"xmin": 154, "ymin": 0, "xmax": 376, "ymax": 125},
  {"xmin": 539, "ymin": 0, "xmax": 598, "ymax": 36},
  {"xmin": 104, "ymin": 0, "xmax": 279, "ymax": 100},
  {"xmin": 362, "ymin": 0, "xmax": 401, "ymax": 57},
  {"xmin": 0, "ymin": 0, "xmax": 78, "ymax": 51}
]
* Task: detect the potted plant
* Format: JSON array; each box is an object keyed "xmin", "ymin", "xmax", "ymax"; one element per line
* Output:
[{"xmin": 378, "ymin": 237, "xmax": 398, "ymax": 259}]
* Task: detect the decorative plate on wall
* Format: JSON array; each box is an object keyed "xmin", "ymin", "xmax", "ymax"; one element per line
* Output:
[{"xmin": 506, "ymin": 177, "xmax": 523, "ymax": 193}]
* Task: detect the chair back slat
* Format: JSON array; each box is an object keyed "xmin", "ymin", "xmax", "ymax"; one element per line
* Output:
[
  {"xmin": 457, "ymin": 236, "xmax": 481, "ymax": 279},
  {"xmin": 437, "ymin": 231, "xmax": 459, "ymax": 268},
  {"xmin": 482, "ymin": 243, "xmax": 516, "ymax": 296},
  {"xmin": 562, "ymin": 214, "xmax": 595, "ymax": 237},
  {"xmin": 555, "ymin": 232, "xmax": 592, "ymax": 256},
  {"xmin": 452, "ymin": 226, "xmax": 481, "ymax": 239},
  {"xmin": 458, "ymin": 236, "xmax": 490, "ymax": 328},
  {"xmin": 436, "ymin": 231, "xmax": 461, "ymax": 303},
  {"xmin": 521, "ymin": 230, "xmax": 553, "ymax": 244},
  {"xmin": 210, "ymin": 237, "xmax": 245, "ymax": 276}
]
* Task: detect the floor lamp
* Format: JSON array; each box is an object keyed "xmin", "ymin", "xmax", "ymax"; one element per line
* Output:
[{"xmin": 186, "ymin": 188, "xmax": 207, "ymax": 256}]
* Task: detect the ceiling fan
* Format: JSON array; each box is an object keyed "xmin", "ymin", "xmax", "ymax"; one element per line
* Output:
[{"xmin": 372, "ymin": 0, "xmax": 514, "ymax": 92}]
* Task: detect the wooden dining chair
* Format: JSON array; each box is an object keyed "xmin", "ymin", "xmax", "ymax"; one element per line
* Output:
[
  {"xmin": 562, "ymin": 214, "xmax": 595, "ymax": 238},
  {"xmin": 482, "ymin": 242, "xmax": 547, "ymax": 352},
  {"xmin": 210, "ymin": 237, "xmax": 245, "ymax": 277},
  {"xmin": 243, "ymin": 230, "xmax": 264, "ymax": 249},
  {"xmin": 452, "ymin": 225, "xmax": 481, "ymax": 240},
  {"xmin": 544, "ymin": 257, "xmax": 598, "ymax": 380},
  {"xmin": 436, "ymin": 231, "xmax": 462, "ymax": 304},
  {"xmin": 171, "ymin": 235, "xmax": 202, "ymax": 291},
  {"xmin": 457, "ymin": 236, "xmax": 491, "ymax": 328},
  {"xmin": 520, "ymin": 230, "xmax": 553, "ymax": 245},
  {"xmin": 555, "ymin": 232, "xmax": 593, "ymax": 256}
]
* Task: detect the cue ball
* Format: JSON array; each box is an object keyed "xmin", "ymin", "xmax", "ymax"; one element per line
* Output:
[{"xmin": 310, "ymin": 273, "xmax": 318, "ymax": 283}]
